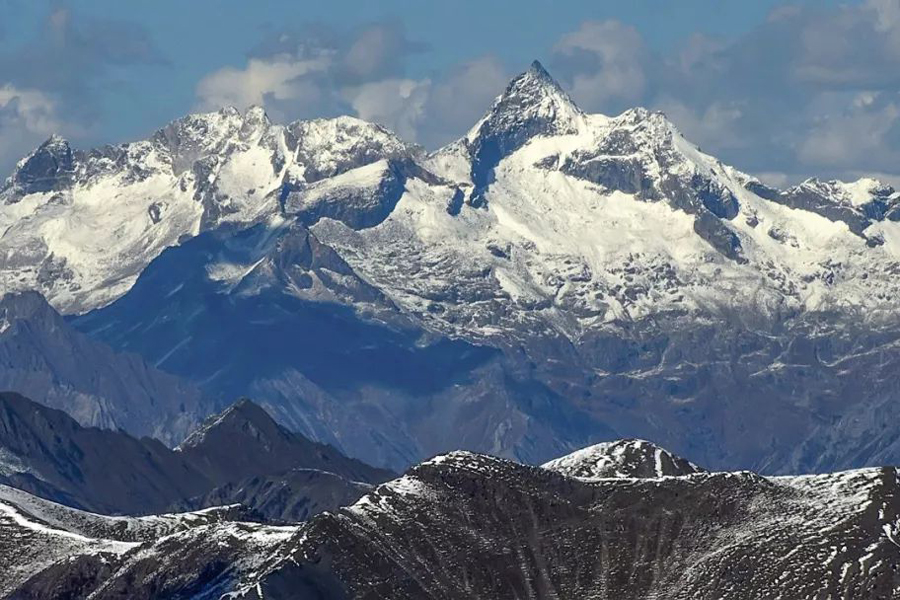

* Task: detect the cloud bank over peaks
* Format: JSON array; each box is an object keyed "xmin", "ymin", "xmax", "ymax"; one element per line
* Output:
[
  {"xmin": 0, "ymin": 5, "xmax": 164, "ymax": 174},
  {"xmin": 545, "ymin": 0, "xmax": 900, "ymax": 186},
  {"xmin": 193, "ymin": 23, "xmax": 510, "ymax": 148},
  {"xmin": 3, "ymin": 2, "xmax": 900, "ymax": 189}
]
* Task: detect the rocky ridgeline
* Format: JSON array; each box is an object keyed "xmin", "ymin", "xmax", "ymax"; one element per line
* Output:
[{"xmin": 6, "ymin": 441, "xmax": 899, "ymax": 599}]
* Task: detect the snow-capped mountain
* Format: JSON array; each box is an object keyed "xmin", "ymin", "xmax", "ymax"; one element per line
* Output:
[
  {"xmin": 8, "ymin": 443, "xmax": 900, "ymax": 599},
  {"xmin": 5, "ymin": 61, "xmax": 900, "ymax": 473},
  {"xmin": 0, "ymin": 108, "xmax": 413, "ymax": 314},
  {"xmin": 541, "ymin": 438, "xmax": 704, "ymax": 478},
  {"xmin": 5, "ymin": 60, "xmax": 899, "ymax": 322}
]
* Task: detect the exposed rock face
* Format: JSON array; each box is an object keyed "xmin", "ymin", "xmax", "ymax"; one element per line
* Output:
[
  {"xmin": 0, "ymin": 391, "xmax": 211, "ymax": 514},
  {"xmin": 466, "ymin": 60, "xmax": 584, "ymax": 205},
  {"xmin": 3, "ymin": 136, "xmax": 76, "ymax": 198},
  {"xmin": 7, "ymin": 445, "xmax": 900, "ymax": 599},
  {"xmin": 749, "ymin": 177, "xmax": 900, "ymax": 241},
  {"xmin": 0, "ymin": 393, "xmax": 391, "ymax": 518},
  {"xmin": 175, "ymin": 398, "xmax": 394, "ymax": 488}
]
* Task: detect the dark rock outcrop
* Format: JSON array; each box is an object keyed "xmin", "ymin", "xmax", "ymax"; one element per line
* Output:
[
  {"xmin": 3, "ymin": 136, "xmax": 75, "ymax": 199},
  {"xmin": 12, "ymin": 447, "xmax": 899, "ymax": 599},
  {"xmin": 467, "ymin": 60, "xmax": 583, "ymax": 205},
  {"xmin": 0, "ymin": 290, "xmax": 211, "ymax": 445}
]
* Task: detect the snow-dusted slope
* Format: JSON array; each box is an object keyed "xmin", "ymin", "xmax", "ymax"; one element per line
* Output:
[
  {"xmin": 245, "ymin": 452, "xmax": 900, "ymax": 599},
  {"xmin": 541, "ymin": 438, "xmax": 704, "ymax": 478},
  {"xmin": 0, "ymin": 489, "xmax": 135, "ymax": 596},
  {"xmin": 8, "ymin": 443, "xmax": 900, "ymax": 599},
  {"xmin": 0, "ymin": 108, "xmax": 414, "ymax": 314},
  {"xmin": 0, "ymin": 484, "xmax": 263, "ymax": 597},
  {"xmin": 316, "ymin": 64, "xmax": 900, "ymax": 342},
  {"xmin": 5, "ymin": 60, "xmax": 898, "ymax": 324}
]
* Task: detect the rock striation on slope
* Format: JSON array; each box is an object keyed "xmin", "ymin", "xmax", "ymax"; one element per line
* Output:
[
  {"xmin": 0, "ymin": 290, "xmax": 211, "ymax": 444},
  {"xmin": 8, "ymin": 441, "xmax": 900, "ymax": 599}
]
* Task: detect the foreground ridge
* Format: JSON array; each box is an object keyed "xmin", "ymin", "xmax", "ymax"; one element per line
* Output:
[{"xmin": 5, "ymin": 442, "xmax": 900, "ymax": 599}]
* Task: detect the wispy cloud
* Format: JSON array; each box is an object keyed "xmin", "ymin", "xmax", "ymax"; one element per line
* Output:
[
  {"xmin": 547, "ymin": 0, "xmax": 900, "ymax": 185},
  {"xmin": 194, "ymin": 22, "xmax": 508, "ymax": 146},
  {"xmin": 0, "ymin": 5, "xmax": 165, "ymax": 173}
]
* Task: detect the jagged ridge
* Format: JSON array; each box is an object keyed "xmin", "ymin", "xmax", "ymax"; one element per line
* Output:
[{"xmin": 8, "ymin": 443, "xmax": 900, "ymax": 599}]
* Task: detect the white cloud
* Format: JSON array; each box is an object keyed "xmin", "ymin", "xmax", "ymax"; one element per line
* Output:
[
  {"xmin": 420, "ymin": 56, "xmax": 508, "ymax": 146},
  {"xmin": 342, "ymin": 25, "xmax": 412, "ymax": 80},
  {"xmin": 868, "ymin": 0, "xmax": 900, "ymax": 58},
  {"xmin": 193, "ymin": 21, "xmax": 508, "ymax": 150},
  {"xmin": 799, "ymin": 92, "xmax": 900, "ymax": 170},
  {"xmin": 184, "ymin": 6, "xmax": 900, "ymax": 184},
  {"xmin": 195, "ymin": 54, "xmax": 332, "ymax": 111},
  {"xmin": 545, "ymin": 5, "xmax": 900, "ymax": 185},
  {"xmin": 791, "ymin": 0, "xmax": 900, "ymax": 86},
  {"xmin": 552, "ymin": 20, "xmax": 647, "ymax": 108},
  {"xmin": 654, "ymin": 99, "xmax": 747, "ymax": 151},
  {"xmin": 0, "ymin": 85, "xmax": 67, "ymax": 173},
  {"xmin": 754, "ymin": 171, "xmax": 794, "ymax": 188},
  {"xmin": 344, "ymin": 78, "xmax": 430, "ymax": 141},
  {"xmin": 0, "ymin": 85, "xmax": 62, "ymax": 135},
  {"xmin": 869, "ymin": 0, "xmax": 900, "ymax": 34}
]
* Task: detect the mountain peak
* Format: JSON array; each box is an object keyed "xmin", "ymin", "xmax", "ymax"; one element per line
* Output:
[
  {"xmin": 3, "ymin": 134, "xmax": 76, "ymax": 197},
  {"xmin": 0, "ymin": 291, "xmax": 61, "ymax": 334},
  {"xmin": 244, "ymin": 104, "xmax": 266, "ymax": 117},
  {"xmin": 526, "ymin": 59, "xmax": 552, "ymax": 79},
  {"xmin": 517, "ymin": 58, "xmax": 565, "ymax": 90},
  {"xmin": 542, "ymin": 439, "xmax": 705, "ymax": 479},
  {"xmin": 177, "ymin": 398, "xmax": 394, "ymax": 485},
  {"xmin": 0, "ymin": 290, "xmax": 55, "ymax": 318},
  {"xmin": 464, "ymin": 61, "xmax": 584, "ymax": 203},
  {"xmin": 469, "ymin": 60, "xmax": 583, "ymax": 143},
  {"xmin": 240, "ymin": 105, "xmax": 271, "ymax": 139},
  {"xmin": 789, "ymin": 176, "xmax": 899, "ymax": 213},
  {"xmin": 177, "ymin": 398, "xmax": 282, "ymax": 451},
  {"xmin": 43, "ymin": 133, "xmax": 70, "ymax": 148}
]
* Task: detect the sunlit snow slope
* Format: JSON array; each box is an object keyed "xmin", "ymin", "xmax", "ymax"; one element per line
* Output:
[{"xmin": 5, "ymin": 61, "xmax": 900, "ymax": 474}]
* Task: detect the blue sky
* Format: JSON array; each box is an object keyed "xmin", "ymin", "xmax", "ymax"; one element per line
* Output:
[{"xmin": 2, "ymin": 0, "xmax": 899, "ymax": 187}]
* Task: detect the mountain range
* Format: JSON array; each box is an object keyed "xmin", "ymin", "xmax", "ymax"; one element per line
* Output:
[
  {"xmin": 6, "ymin": 438, "xmax": 899, "ymax": 598},
  {"xmin": 2, "ymin": 61, "xmax": 900, "ymax": 475},
  {"xmin": 0, "ymin": 392, "xmax": 391, "ymax": 518}
]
